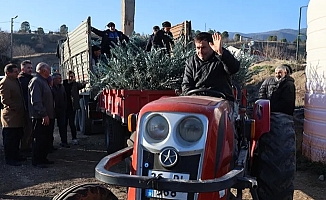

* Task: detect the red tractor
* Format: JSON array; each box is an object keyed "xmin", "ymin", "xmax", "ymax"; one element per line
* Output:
[{"xmin": 53, "ymin": 88, "xmax": 295, "ymax": 200}]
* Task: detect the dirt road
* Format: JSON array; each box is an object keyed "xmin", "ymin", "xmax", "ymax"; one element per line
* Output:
[{"xmin": 0, "ymin": 128, "xmax": 325, "ymax": 200}]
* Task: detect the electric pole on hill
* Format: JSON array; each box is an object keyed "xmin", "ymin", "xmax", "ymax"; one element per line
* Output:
[{"xmin": 121, "ymin": 0, "xmax": 135, "ymax": 36}]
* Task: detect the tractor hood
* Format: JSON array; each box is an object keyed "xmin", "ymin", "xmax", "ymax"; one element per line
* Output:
[
  {"xmin": 159, "ymin": 96, "xmax": 224, "ymax": 106},
  {"xmin": 139, "ymin": 96, "xmax": 227, "ymax": 116}
]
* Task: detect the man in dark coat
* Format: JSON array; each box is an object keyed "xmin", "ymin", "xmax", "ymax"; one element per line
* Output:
[
  {"xmin": 0, "ymin": 64, "xmax": 27, "ymax": 166},
  {"xmin": 28, "ymin": 62, "xmax": 55, "ymax": 168},
  {"xmin": 153, "ymin": 21, "xmax": 174, "ymax": 54},
  {"xmin": 258, "ymin": 64, "xmax": 296, "ymax": 115},
  {"xmin": 182, "ymin": 32, "xmax": 240, "ymax": 101},
  {"xmin": 145, "ymin": 26, "xmax": 163, "ymax": 51},
  {"xmin": 63, "ymin": 71, "xmax": 86, "ymax": 145},
  {"xmin": 91, "ymin": 22, "xmax": 129, "ymax": 58},
  {"xmin": 18, "ymin": 60, "xmax": 33, "ymax": 152},
  {"xmin": 52, "ymin": 73, "xmax": 69, "ymax": 148}
]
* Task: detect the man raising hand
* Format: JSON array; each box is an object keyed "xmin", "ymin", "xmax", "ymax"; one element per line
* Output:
[{"xmin": 182, "ymin": 32, "xmax": 240, "ymax": 101}]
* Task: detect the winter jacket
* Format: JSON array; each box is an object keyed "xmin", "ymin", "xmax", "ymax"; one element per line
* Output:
[
  {"xmin": 28, "ymin": 74, "xmax": 55, "ymax": 119},
  {"xmin": 182, "ymin": 48, "xmax": 240, "ymax": 101},
  {"xmin": 52, "ymin": 84, "xmax": 67, "ymax": 113},
  {"xmin": 18, "ymin": 72, "xmax": 33, "ymax": 111},
  {"xmin": 0, "ymin": 76, "xmax": 26, "ymax": 127},
  {"xmin": 91, "ymin": 27, "xmax": 129, "ymax": 55},
  {"xmin": 258, "ymin": 75, "xmax": 295, "ymax": 115},
  {"xmin": 63, "ymin": 80, "xmax": 86, "ymax": 111},
  {"xmin": 146, "ymin": 34, "xmax": 154, "ymax": 51},
  {"xmin": 153, "ymin": 30, "xmax": 174, "ymax": 53}
]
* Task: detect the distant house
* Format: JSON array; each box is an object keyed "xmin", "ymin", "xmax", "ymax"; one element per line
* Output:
[
  {"xmin": 239, "ymin": 35, "xmax": 252, "ymax": 42},
  {"xmin": 226, "ymin": 46, "xmax": 241, "ymax": 57}
]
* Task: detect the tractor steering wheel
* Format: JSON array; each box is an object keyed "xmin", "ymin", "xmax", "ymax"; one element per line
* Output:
[{"xmin": 185, "ymin": 88, "xmax": 227, "ymax": 99}]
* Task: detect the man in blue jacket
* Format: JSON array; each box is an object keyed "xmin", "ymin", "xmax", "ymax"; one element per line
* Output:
[{"xmin": 91, "ymin": 22, "xmax": 129, "ymax": 58}]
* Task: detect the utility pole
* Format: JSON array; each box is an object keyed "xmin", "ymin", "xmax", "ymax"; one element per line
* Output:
[
  {"xmin": 296, "ymin": 6, "xmax": 307, "ymax": 61},
  {"xmin": 121, "ymin": 0, "xmax": 135, "ymax": 36},
  {"xmin": 11, "ymin": 15, "xmax": 18, "ymax": 61}
]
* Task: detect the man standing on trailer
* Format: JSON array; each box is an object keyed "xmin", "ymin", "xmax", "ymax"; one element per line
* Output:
[{"xmin": 91, "ymin": 22, "xmax": 129, "ymax": 58}]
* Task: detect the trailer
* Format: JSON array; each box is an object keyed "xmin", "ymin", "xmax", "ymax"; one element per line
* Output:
[
  {"xmin": 57, "ymin": 17, "xmax": 104, "ymax": 135},
  {"xmin": 58, "ymin": 17, "xmax": 190, "ymax": 149},
  {"xmin": 99, "ymin": 89, "xmax": 177, "ymax": 153}
]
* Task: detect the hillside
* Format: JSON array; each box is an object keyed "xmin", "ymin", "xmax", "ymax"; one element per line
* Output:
[
  {"xmin": 9, "ymin": 28, "xmax": 307, "ymax": 56},
  {"xmin": 228, "ymin": 28, "xmax": 307, "ymax": 42},
  {"xmin": 12, "ymin": 33, "xmax": 64, "ymax": 53}
]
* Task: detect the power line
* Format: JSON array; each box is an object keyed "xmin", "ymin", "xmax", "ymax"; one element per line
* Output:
[{"xmin": 6, "ymin": 21, "xmax": 60, "ymax": 32}]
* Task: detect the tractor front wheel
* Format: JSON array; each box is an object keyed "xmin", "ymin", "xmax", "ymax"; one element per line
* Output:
[
  {"xmin": 52, "ymin": 183, "xmax": 118, "ymax": 200},
  {"xmin": 256, "ymin": 112, "xmax": 296, "ymax": 200}
]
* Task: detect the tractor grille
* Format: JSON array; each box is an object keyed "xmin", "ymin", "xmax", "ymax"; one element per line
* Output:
[{"xmin": 140, "ymin": 149, "xmax": 201, "ymax": 200}]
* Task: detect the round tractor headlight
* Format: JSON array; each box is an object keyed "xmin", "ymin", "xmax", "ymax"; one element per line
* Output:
[
  {"xmin": 179, "ymin": 117, "xmax": 203, "ymax": 142},
  {"xmin": 146, "ymin": 115, "xmax": 169, "ymax": 140}
]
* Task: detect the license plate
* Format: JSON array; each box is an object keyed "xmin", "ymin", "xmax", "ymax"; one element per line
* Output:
[{"xmin": 145, "ymin": 170, "xmax": 190, "ymax": 199}]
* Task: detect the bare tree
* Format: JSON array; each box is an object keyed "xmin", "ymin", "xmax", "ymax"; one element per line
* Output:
[
  {"xmin": 262, "ymin": 44, "xmax": 291, "ymax": 60},
  {"xmin": 0, "ymin": 32, "xmax": 11, "ymax": 55},
  {"xmin": 13, "ymin": 44, "xmax": 36, "ymax": 57}
]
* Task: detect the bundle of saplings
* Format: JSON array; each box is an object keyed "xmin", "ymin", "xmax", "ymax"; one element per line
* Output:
[
  {"xmin": 90, "ymin": 35, "xmax": 195, "ymax": 93},
  {"xmin": 89, "ymin": 35, "xmax": 258, "ymax": 98}
]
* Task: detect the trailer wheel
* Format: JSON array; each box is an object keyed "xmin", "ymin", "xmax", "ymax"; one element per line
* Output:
[
  {"xmin": 256, "ymin": 113, "xmax": 295, "ymax": 200},
  {"xmin": 77, "ymin": 98, "xmax": 92, "ymax": 135},
  {"xmin": 104, "ymin": 116, "xmax": 128, "ymax": 154},
  {"xmin": 52, "ymin": 183, "xmax": 118, "ymax": 200}
]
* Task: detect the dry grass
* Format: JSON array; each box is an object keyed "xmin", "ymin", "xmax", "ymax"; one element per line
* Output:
[{"xmin": 292, "ymin": 70, "xmax": 306, "ymax": 107}]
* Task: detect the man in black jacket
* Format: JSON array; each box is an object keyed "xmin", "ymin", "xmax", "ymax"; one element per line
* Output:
[
  {"xmin": 145, "ymin": 26, "xmax": 162, "ymax": 51},
  {"xmin": 153, "ymin": 21, "xmax": 174, "ymax": 54},
  {"xmin": 258, "ymin": 64, "xmax": 296, "ymax": 115},
  {"xmin": 91, "ymin": 22, "xmax": 129, "ymax": 58},
  {"xmin": 63, "ymin": 71, "xmax": 86, "ymax": 145},
  {"xmin": 52, "ymin": 73, "xmax": 69, "ymax": 148},
  {"xmin": 18, "ymin": 60, "xmax": 33, "ymax": 152},
  {"xmin": 182, "ymin": 32, "xmax": 240, "ymax": 101}
]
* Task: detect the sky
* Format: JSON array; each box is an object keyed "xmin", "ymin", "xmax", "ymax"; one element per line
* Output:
[{"xmin": 0, "ymin": 0, "xmax": 310, "ymax": 35}]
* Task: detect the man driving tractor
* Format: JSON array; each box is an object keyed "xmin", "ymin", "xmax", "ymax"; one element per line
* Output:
[{"xmin": 181, "ymin": 32, "xmax": 240, "ymax": 101}]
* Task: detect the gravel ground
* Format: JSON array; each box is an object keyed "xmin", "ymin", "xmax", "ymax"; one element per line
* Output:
[{"xmin": 0, "ymin": 125, "xmax": 325, "ymax": 200}]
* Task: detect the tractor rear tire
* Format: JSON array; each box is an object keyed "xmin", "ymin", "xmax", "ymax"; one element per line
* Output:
[
  {"xmin": 52, "ymin": 183, "xmax": 118, "ymax": 200},
  {"xmin": 256, "ymin": 112, "xmax": 296, "ymax": 200}
]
